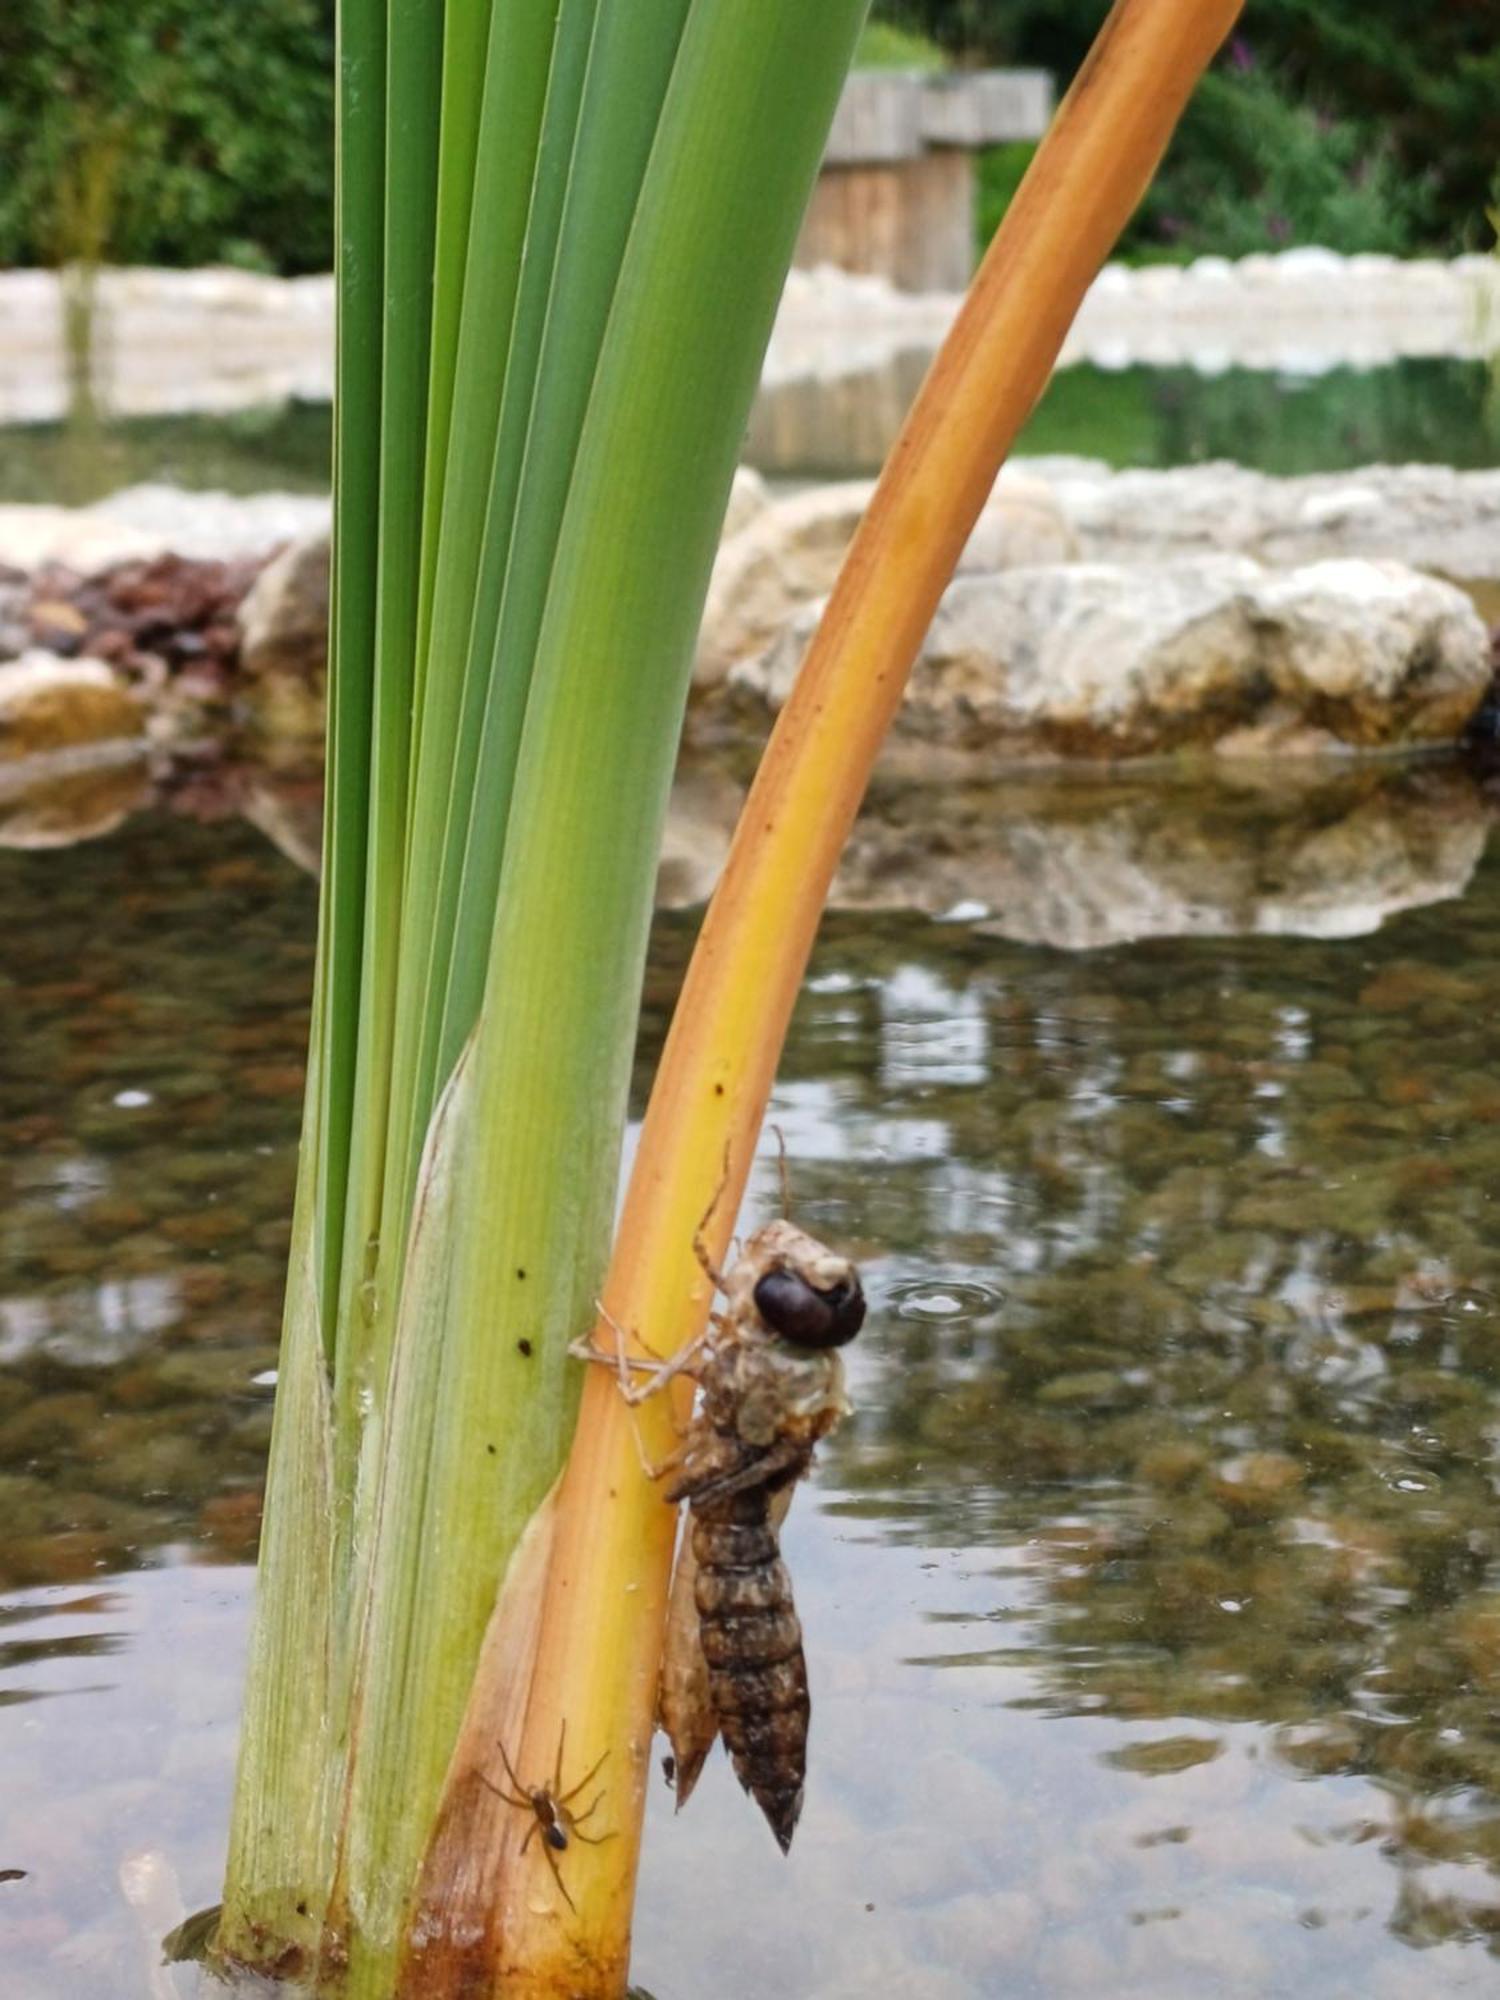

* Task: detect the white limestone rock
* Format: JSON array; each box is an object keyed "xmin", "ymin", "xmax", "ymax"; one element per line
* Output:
[
  {"xmin": 237, "ymin": 529, "xmax": 329, "ymax": 682},
  {"xmin": 0, "ymin": 486, "xmax": 329, "ymax": 574},
  {"xmin": 737, "ymin": 556, "xmax": 1490, "ymax": 761},
  {"xmin": 1025, "ymin": 459, "xmax": 1500, "ymax": 584},
  {"xmin": 694, "ymin": 471, "xmax": 1075, "ymax": 688}
]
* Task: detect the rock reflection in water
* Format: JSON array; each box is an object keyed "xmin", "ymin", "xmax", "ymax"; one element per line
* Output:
[
  {"xmin": 836, "ymin": 759, "xmax": 1494, "ymax": 947},
  {"xmin": 3, "ymin": 732, "xmax": 1493, "ymax": 954},
  {"xmin": 668, "ymin": 756, "xmax": 1497, "ymax": 949}
]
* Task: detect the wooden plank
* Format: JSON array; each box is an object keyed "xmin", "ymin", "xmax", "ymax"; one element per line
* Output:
[{"xmin": 920, "ymin": 70, "xmax": 1054, "ymax": 147}]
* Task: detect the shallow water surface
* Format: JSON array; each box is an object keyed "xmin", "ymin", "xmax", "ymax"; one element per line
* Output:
[
  {"xmin": 5, "ymin": 805, "xmax": 1500, "ymax": 1996},
  {"xmin": 2, "ymin": 354, "xmax": 1493, "ymax": 501}
]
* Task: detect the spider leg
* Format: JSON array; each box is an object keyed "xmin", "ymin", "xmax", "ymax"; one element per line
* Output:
[
  {"xmin": 558, "ymin": 1748, "xmax": 608, "ymax": 1807},
  {"xmin": 539, "ymin": 1832, "xmax": 576, "ymax": 1915},
  {"xmin": 571, "ymin": 1826, "xmax": 618, "ymax": 1848},
  {"xmin": 477, "ymin": 1773, "xmax": 530, "ymax": 1811},
  {"xmin": 495, "ymin": 1736, "xmax": 532, "ymax": 1799},
  {"xmin": 568, "ymin": 1787, "xmax": 606, "ymax": 1828},
  {"xmin": 520, "ymin": 1818, "xmax": 538, "ymax": 1855}
]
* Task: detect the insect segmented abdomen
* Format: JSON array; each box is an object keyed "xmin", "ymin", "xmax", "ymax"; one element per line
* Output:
[{"xmin": 691, "ymin": 1489, "xmax": 810, "ymax": 1852}]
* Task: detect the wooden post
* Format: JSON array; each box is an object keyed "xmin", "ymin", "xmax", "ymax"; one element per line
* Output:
[{"xmin": 795, "ymin": 68, "xmax": 1055, "ymax": 291}]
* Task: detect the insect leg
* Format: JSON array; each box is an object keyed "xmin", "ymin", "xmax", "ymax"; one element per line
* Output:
[
  {"xmin": 692, "ymin": 1143, "xmax": 733, "ymax": 1293},
  {"xmin": 520, "ymin": 1819, "xmax": 539, "ymax": 1855},
  {"xmin": 623, "ymin": 1413, "xmax": 689, "ymax": 1486},
  {"xmin": 665, "ymin": 1435, "xmax": 809, "ymax": 1510},
  {"xmin": 596, "ymin": 1296, "xmax": 668, "ymax": 1362},
  {"xmin": 570, "ymin": 1328, "xmax": 708, "ymax": 1408}
]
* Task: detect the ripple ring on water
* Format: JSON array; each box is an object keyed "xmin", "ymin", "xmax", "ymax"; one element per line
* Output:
[{"xmin": 887, "ymin": 1278, "xmax": 1003, "ymax": 1324}]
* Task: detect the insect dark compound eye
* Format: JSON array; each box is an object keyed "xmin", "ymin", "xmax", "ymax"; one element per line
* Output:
[{"xmin": 753, "ymin": 1267, "xmax": 866, "ymax": 1348}]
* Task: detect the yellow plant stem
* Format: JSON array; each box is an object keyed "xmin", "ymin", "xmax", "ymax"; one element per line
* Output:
[{"xmin": 422, "ymin": 0, "xmax": 1244, "ymax": 1991}]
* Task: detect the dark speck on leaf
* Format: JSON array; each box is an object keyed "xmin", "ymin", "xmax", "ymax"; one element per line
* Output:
[
  {"xmin": 517, "ymin": 1338, "xmax": 533, "ymax": 1358},
  {"xmin": 486, "ymin": 1443, "xmax": 496, "ymax": 1455},
  {"xmin": 516, "ymin": 1267, "xmax": 527, "ymax": 1280}
]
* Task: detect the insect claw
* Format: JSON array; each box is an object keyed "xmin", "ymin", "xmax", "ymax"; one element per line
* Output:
[
  {"xmin": 626, "ymin": 1414, "xmax": 685, "ymax": 1485},
  {"xmin": 692, "ymin": 1142, "xmax": 733, "ymax": 1293},
  {"xmin": 569, "ymin": 1334, "xmax": 656, "ymax": 1403},
  {"xmin": 593, "ymin": 1298, "xmax": 669, "ymax": 1363}
]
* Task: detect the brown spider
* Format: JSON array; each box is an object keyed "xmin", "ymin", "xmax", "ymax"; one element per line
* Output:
[{"xmin": 479, "ymin": 1722, "xmax": 613, "ymax": 1912}]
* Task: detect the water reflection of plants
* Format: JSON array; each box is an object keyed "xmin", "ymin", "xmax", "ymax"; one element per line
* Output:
[{"xmin": 782, "ymin": 894, "xmax": 1500, "ymax": 1945}]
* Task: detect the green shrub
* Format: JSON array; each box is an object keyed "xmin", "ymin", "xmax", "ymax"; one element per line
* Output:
[
  {"xmin": 0, "ymin": 0, "xmax": 1489, "ymax": 273},
  {"xmin": 0, "ymin": 0, "xmax": 333, "ymax": 272},
  {"xmin": 874, "ymin": 0, "xmax": 1499, "ymax": 257},
  {"xmin": 1135, "ymin": 62, "xmax": 1432, "ymax": 259},
  {"xmin": 856, "ymin": 22, "xmax": 947, "ymax": 70}
]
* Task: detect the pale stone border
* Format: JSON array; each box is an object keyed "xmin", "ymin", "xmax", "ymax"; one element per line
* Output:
[{"xmin": 1, "ymin": 251, "xmax": 1496, "ymax": 426}]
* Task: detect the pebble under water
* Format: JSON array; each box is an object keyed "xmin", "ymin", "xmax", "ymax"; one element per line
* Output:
[{"xmin": 4, "ymin": 798, "xmax": 1500, "ymax": 1997}]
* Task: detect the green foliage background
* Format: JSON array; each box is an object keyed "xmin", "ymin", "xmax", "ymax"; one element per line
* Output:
[
  {"xmin": 0, "ymin": 0, "xmax": 334, "ymax": 272},
  {"xmin": 0, "ymin": 0, "xmax": 1494, "ymax": 272},
  {"xmin": 883, "ymin": 0, "xmax": 1500, "ymax": 259}
]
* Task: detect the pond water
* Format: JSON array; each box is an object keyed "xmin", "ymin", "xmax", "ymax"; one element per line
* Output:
[
  {"xmin": 1, "ymin": 355, "xmax": 1494, "ymax": 503},
  {"xmin": 5, "ymin": 792, "xmax": 1500, "ymax": 1996}
]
